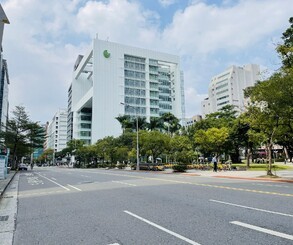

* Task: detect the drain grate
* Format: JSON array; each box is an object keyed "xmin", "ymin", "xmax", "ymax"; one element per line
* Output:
[{"xmin": 0, "ymin": 215, "xmax": 9, "ymax": 221}]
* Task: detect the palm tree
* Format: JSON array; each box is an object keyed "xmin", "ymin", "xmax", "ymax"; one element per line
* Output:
[
  {"xmin": 161, "ymin": 112, "xmax": 181, "ymax": 134},
  {"xmin": 116, "ymin": 115, "xmax": 132, "ymax": 132},
  {"xmin": 147, "ymin": 117, "xmax": 164, "ymax": 131}
]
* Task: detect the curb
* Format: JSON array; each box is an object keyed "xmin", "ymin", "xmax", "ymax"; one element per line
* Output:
[
  {"xmin": 0, "ymin": 171, "xmax": 17, "ymax": 197},
  {"xmin": 213, "ymin": 175, "xmax": 293, "ymax": 183}
]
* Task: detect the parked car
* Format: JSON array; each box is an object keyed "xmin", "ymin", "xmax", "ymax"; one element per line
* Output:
[{"xmin": 18, "ymin": 163, "xmax": 28, "ymax": 171}]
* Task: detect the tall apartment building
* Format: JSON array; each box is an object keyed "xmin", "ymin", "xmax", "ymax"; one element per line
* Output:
[
  {"xmin": 68, "ymin": 38, "xmax": 185, "ymax": 144},
  {"xmin": 201, "ymin": 64, "xmax": 260, "ymax": 117},
  {"xmin": 46, "ymin": 109, "xmax": 68, "ymax": 152},
  {"xmin": 0, "ymin": 4, "xmax": 10, "ymax": 130}
]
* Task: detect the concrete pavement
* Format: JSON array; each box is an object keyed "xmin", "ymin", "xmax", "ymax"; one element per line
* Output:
[
  {"xmin": 0, "ymin": 171, "xmax": 16, "ymax": 197},
  {"xmin": 1, "ymin": 167, "xmax": 293, "ymax": 198},
  {"xmin": 182, "ymin": 169, "xmax": 293, "ymax": 183}
]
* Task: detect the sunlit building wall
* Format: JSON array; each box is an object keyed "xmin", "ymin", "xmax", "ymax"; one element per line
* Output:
[
  {"xmin": 201, "ymin": 64, "xmax": 260, "ymax": 117},
  {"xmin": 46, "ymin": 109, "xmax": 68, "ymax": 152},
  {"xmin": 0, "ymin": 4, "xmax": 9, "ymax": 131},
  {"xmin": 68, "ymin": 38, "xmax": 185, "ymax": 144}
]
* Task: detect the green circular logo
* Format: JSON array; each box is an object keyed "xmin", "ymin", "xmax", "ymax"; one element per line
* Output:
[{"xmin": 103, "ymin": 50, "xmax": 110, "ymax": 58}]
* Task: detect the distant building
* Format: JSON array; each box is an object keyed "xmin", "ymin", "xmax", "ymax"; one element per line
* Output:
[
  {"xmin": 0, "ymin": 4, "xmax": 10, "ymax": 130},
  {"xmin": 201, "ymin": 64, "xmax": 260, "ymax": 117},
  {"xmin": 46, "ymin": 109, "xmax": 68, "ymax": 152},
  {"xmin": 68, "ymin": 38, "xmax": 185, "ymax": 144},
  {"xmin": 184, "ymin": 115, "xmax": 202, "ymax": 127}
]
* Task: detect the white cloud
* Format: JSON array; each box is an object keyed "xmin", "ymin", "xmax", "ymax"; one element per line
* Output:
[
  {"xmin": 158, "ymin": 0, "xmax": 177, "ymax": 8},
  {"xmin": 1, "ymin": 0, "xmax": 293, "ymax": 123}
]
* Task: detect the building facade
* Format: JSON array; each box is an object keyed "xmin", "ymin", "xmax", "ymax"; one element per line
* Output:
[
  {"xmin": 184, "ymin": 115, "xmax": 202, "ymax": 127},
  {"xmin": 201, "ymin": 64, "xmax": 260, "ymax": 117},
  {"xmin": 46, "ymin": 109, "xmax": 68, "ymax": 152},
  {"xmin": 0, "ymin": 4, "xmax": 9, "ymax": 130},
  {"xmin": 68, "ymin": 38, "xmax": 185, "ymax": 144}
]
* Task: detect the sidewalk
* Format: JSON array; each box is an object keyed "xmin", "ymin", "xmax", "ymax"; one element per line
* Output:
[
  {"xmin": 177, "ymin": 169, "xmax": 293, "ymax": 183},
  {"xmin": 0, "ymin": 171, "xmax": 17, "ymax": 197}
]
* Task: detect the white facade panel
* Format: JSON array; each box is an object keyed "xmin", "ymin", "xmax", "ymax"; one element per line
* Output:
[
  {"xmin": 69, "ymin": 38, "xmax": 184, "ymax": 144},
  {"xmin": 201, "ymin": 64, "xmax": 260, "ymax": 117},
  {"xmin": 46, "ymin": 109, "xmax": 68, "ymax": 152}
]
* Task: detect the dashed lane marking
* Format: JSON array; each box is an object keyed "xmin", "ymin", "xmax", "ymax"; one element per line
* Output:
[
  {"xmin": 210, "ymin": 199, "xmax": 293, "ymax": 217},
  {"xmin": 124, "ymin": 210, "xmax": 201, "ymax": 245},
  {"xmin": 231, "ymin": 221, "xmax": 293, "ymax": 241}
]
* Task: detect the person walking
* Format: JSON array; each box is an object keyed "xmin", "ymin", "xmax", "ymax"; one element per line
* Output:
[{"xmin": 212, "ymin": 156, "xmax": 218, "ymax": 172}]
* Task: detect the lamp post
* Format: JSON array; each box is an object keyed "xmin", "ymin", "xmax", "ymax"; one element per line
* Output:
[{"xmin": 120, "ymin": 103, "xmax": 139, "ymax": 171}]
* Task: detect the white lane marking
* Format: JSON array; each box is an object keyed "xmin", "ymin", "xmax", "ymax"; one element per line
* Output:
[
  {"xmin": 36, "ymin": 173, "xmax": 70, "ymax": 191},
  {"xmin": 231, "ymin": 221, "xmax": 293, "ymax": 241},
  {"xmin": 210, "ymin": 199, "xmax": 293, "ymax": 218},
  {"xmin": 108, "ymin": 243, "xmax": 120, "ymax": 245},
  {"xmin": 67, "ymin": 184, "xmax": 82, "ymax": 191},
  {"xmin": 51, "ymin": 177, "xmax": 57, "ymax": 180},
  {"xmin": 124, "ymin": 210, "xmax": 201, "ymax": 245},
  {"xmin": 112, "ymin": 181, "xmax": 137, "ymax": 186},
  {"xmin": 81, "ymin": 175, "xmax": 90, "ymax": 178}
]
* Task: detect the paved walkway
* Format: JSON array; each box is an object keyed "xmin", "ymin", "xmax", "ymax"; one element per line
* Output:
[{"xmin": 0, "ymin": 171, "xmax": 17, "ymax": 197}]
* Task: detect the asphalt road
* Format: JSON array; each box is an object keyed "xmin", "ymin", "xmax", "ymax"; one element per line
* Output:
[{"xmin": 12, "ymin": 167, "xmax": 293, "ymax": 245}]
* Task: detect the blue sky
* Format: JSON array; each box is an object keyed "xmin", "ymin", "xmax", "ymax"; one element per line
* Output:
[{"xmin": 1, "ymin": 0, "xmax": 293, "ymax": 123}]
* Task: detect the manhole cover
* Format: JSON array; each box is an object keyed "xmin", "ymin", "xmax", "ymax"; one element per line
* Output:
[{"xmin": 0, "ymin": 215, "xmax": 9, "ymax": 221}]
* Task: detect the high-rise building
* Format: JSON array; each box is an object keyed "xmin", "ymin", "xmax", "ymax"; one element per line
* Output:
[
  {"xmin": 0, "ymin": 4, "xmax": 10, "ymax": 130},
  {"xmin": 201, "ymin": 64, "xmax": 260, "ymax": 117},
  {"xmin": 68, "ymin": 38, "xmax": 185, "ymax": 144},
  {"xmin": 46, "ymin": 109, "xmax": 68, "ymax": 152}
]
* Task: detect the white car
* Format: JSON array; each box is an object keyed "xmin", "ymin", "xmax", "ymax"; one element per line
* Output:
[{"xmin": 18, "ymin": 163, "xmax": 28, "ymax": 171}]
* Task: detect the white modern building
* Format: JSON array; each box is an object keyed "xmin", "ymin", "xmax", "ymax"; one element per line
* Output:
[
  {"xmin": 68, "ymin": 38, "xmax": 185, "ymax": 144},
  {"xmin": 0, "ymin": 4, "xmax": 9, "ymax": 131},
  {"xmin": 201, "ymin": 64, "xmax": 260, "ymax": 117},
  {"xmin": 46, "ymin": 109, "xmax": 68, "ymax": 152}
]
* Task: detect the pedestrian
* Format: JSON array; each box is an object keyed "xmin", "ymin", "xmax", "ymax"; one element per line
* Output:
[{"xmin": 212, "ymin": 156, "xmax": 218, "ymax": 172}]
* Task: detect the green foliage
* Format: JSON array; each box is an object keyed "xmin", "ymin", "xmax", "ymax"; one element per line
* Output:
[
  {"xmin": 140, "ymin": 130, "xmax": 170, "ymax": 163},
  {"xmin": 172, "ymin": 164, "xmax": 188, "ymax": 172},
  {"xmin": 169, "ymin": 135, "xmax": 194, "ymax": 164},
  {"xmin": 276, "ymin": 17, "xmax": 293, "ymax": 69},
  {"xmin": 0, "ymin": 106, "xmax": 45, "ymax": 169},
  {"xmin": 194, "ymin": 127, "xmax": 229, "ymax": 156}
]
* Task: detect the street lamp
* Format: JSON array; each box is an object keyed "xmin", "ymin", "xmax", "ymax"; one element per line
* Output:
[{"xmin": 120, "ymin": 102, "xmax": 139, "ymax": 171}]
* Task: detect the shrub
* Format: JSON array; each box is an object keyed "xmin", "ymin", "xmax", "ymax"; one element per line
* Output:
[{"xmin": 172, "ymin": 164, "xmax": 188, "ymax": 172}]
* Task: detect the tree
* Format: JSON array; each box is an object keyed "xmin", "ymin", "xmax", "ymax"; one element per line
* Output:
[
  {"xmin": 169, "ymin": 135, "xmax": 194, "ymax": 164},
  {"xmin": 245, "ymin": 72, "xmax": 293, "ymax": 175},
  {"xmin": 0, "ymin": 106, "xmax": 45, "ymax": 169},
  {"xmin": 194, "ymin": 127, "xmax": 229, "ymax": 158},
  {"xmin": 39, "ymin": 148, "xmax": 54, "ymax": 164},
  {"xmin": 140, "ymin": 131, "xmax": 169, "ymax": 163},
  {"xmin": 160, "ymin": 112, "xmax": 181, "ymax": 134},
  {"xmin": 116, "ymin": 115, "xmax": 132, "ymax": 132},
  {"xmin": 147, "ymin": 117, "xmax": 164, "ymax": 131},
  {"xmin": 276, "ymin": 17, "xmax": 293, "ymax": 69}
]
